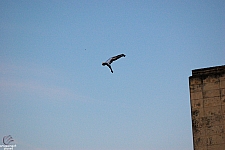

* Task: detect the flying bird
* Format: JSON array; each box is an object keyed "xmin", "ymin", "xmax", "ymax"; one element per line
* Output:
[{"xmin": 102, "ymin": 54, "xmax": 126, "ymax": 73}]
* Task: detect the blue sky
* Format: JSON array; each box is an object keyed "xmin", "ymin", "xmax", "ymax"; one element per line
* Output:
[{"xmin": 0, "ymin": 0, "xmax": 224, "ymax": 150}]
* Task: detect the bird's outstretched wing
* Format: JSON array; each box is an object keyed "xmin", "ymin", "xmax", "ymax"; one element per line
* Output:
[{"xmin": 108, "ymin": 54, "xmax": 126, "ymax": 64}]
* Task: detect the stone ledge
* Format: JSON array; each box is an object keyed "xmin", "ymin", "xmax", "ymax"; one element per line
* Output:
[{"xmin": 191, "ymin": 65, "xmax": 225, "ymax": 76}]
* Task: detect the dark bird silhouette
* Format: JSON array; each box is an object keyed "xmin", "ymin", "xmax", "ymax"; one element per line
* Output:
[{"xmin": 102, "ymin": 54, "xmax": 126, "ymax": 73}]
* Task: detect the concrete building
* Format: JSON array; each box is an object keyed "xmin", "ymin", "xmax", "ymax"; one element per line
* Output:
[{"xmin": 189, "ymin": 65, "xmax": 225, "ymax": 150}]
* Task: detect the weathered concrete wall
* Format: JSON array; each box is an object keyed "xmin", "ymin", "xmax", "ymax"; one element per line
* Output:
[{"xmin": 189, "ymin": 65, "xmax": 225, "ymax": 150}]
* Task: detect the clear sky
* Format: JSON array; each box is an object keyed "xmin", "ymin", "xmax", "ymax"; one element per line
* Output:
[{"xmin": 0, "ymin": 0, "xmax": 224, "ymax": 150}]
